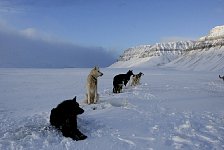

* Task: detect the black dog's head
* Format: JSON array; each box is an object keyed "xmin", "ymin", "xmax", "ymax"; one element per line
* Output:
[
  {"xmin": 61, "ymin": 97, "xmax": 84, "ymax": 116},
  {"xmin": 72, "ymin": 97, "xmax": 84, "ymax": 115},
  {"xmin": 127, "ymin": 70, "xmax": 134, "ymax": 76},
  {"xmin": 50, "ymin": 97, "xmax": 84, "ymax": 127}
]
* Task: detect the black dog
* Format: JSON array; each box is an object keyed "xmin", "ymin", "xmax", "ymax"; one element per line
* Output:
[
  {"xmin": 219, "ymin": 75, "xmax": 224, "ymax": 81},
  {"xmin": 50, "ymin": 97, "xmax": 87, "ymax": 141},
  {"xmin": 113, "ymin": 70, "xmax": 134, "ymax": 93}
]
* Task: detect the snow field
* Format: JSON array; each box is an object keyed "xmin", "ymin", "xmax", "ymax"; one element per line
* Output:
[{"xmin": 0, "ymin": 68, "xmax": 224, "ymax": 150}]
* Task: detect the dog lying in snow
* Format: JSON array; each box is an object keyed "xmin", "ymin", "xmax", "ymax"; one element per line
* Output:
[
  {"xmin": 50, "ymin": 97, "xmax": 87, "ymax": 141},
  {"xmin": 113, "ymin": 70, "xmax": 134, "ymax": 93},
  {"xmin": 131, "ymin": 72, "xmax": 144, "ymax": 86},
  {"xmin": 219, "ymin": 75, "xmax": 224, "ymax": 81},
  {"xmin": 86, "ymin": 66, "xmax": 103, "ymax": 104}
]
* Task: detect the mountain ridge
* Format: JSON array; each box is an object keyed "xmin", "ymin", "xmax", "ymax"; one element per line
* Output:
[{"xmin": 110, "ymin": 25, "xmax": 224, "ymax": 71}]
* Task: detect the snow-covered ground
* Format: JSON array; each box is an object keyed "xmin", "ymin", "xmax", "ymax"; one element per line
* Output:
[{"xmin": 0, "ymin": 68, "xmax": 224, "ymax": 150}]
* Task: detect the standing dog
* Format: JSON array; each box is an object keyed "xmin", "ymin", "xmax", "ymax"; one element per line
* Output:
[
  {"xmin": 131, "ymin": 72, "xmax": 144, "ymax": 86},
  {"xmin": 219, "ymin": 75, "xmax": 224, "ymax": 81},
  {"xmin": 113, "ymin": 70, "xmax": 134, "ymax": 93},
  {"xmin": 86, "ymin": 66, "xmax": 103, "ymax": 104}
]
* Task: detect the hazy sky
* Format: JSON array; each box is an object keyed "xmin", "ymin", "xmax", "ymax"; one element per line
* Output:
[{"xmin": 0, "ymin": 0, "xmax": 224, "ymax": 67}]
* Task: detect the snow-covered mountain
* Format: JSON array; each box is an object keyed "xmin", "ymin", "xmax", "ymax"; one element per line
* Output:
[
  {"xmin": 167, "ymin": 31, "xmax": 224, "ymax": 71},
  {"xmin": 199, "ymin": 25, "xmax": 224, "ymax": 41},
  {"xmin": 110, "ymin": 25, "xmax": 224, "ymax": 71},
  {"xmin": 110, "ymin": 41, "xmax": 194, "ymax": 68}
]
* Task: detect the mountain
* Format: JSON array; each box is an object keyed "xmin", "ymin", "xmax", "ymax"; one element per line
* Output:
[
  {"xmin": 110, "ymin": 25, "xmax": 224, "ymax": 71},
  {"xmin": 110, "ymin": 41, "xmax": 194, "ymax": 68}
]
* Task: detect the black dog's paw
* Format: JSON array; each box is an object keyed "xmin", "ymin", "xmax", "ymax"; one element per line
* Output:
[
  {"xmin": 71, "ymin": 133, "xmax": 87, "ymax": 141},
  {"xmin": 76, "ymin": 129, "xmax": 87, "ymax": 141},
  {"xmin": 78, "ymin": 134, "xmax": 87, "ymax": 140}
]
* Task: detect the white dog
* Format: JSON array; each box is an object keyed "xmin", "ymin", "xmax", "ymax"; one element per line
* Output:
[{"xmin": 86, "ymin": 66, "xmax": 103, "ymax": 104}]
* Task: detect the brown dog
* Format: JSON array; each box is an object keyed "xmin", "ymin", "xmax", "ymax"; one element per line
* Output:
[{"xmin": 131, "ymin": 72, "xmax": 144, "ymax": 86}]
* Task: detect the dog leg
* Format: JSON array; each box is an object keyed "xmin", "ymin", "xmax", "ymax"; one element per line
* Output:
[
  {"xmin": 118, "ymin": 84, "xmax": 123, "ymax": 93},
  {"xmin": 113, "ymin": 86, "xmax": 117, "ymax": 93},
  {"xmin": 87, "ymin": 89, "xmax": 94, "ymax": 104},
  {"xmin": 87, "ymin": 91, "xmax": 91, "ymax": 104},
  {"xmin": 113, "ymin": 87, "xmax": 115, "ymax": 93},
  {"xmin": 113, "ymin": 85, "xmax": 118, "ymax": 93},
  {"xmin": 94, "ymin": 93, "xmax": 99, "ymax": 104},
  {"xmin": 94, "ymin": 85, "xmax": 98, "ymax": 103}
]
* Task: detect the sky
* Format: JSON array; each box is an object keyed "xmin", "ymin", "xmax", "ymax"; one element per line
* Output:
[{"xmin": 0, "ymin": 0, "xmax": 224, "ymax": 67}]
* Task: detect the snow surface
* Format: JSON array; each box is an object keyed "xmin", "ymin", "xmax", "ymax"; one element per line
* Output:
[{"xmin": 0, "ymin": 68, "xmax": 224, "ymax": 150}]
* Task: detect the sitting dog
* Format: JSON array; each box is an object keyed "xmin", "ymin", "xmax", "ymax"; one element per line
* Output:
[
  {"xmin": 50, "ymin": 97, "xmax": 87, "ymax": 141},
  {"xmin": 219, "ymin": 75, "xmax": 224, "ymax": 81},
  {"xmin": 113, "ymin": 70, "xmax": 134, "ymax": 93},
  {"xmin": 131, "ymin": 72, "xmax": 144, "ymax": 86},
  {"xmin": 86, "ymin": 66, "xmax": 103, "ymax": 104}
]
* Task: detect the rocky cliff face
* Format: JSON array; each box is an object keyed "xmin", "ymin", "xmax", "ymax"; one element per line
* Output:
[
  {"xmin": 110, "ymin": 25, "xmax": 224, "ymax": 71},
  {"xmin": 167, "ymin": 29, "xmax": 224, "ymax": 71}
]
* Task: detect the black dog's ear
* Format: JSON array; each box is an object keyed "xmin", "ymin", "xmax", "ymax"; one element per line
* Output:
[{"xmin": 72, "ymin": 96, "xmax": 76, "ymax": 102}]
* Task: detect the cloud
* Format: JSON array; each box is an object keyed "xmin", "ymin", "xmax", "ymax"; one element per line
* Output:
[
  {"xmin": 0, "ymin": 0, "xmax": 77, "ymax": 14},
  {"xmin": 0, "ymin": 0, "xmax": 81, "ymax": 8},
  {"xmin": 20, "ymin": 28, "xmax": 38, "ymax": 38},
  {"xmin": 0, "ymin": 0, "xmax": 25, "ymax": 13},
  {"xmin": 0, "ymin": 26, "xmax": 115, "ymax": 68}
]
